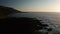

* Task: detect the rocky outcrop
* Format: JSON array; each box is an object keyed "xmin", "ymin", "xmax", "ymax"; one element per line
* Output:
[{"xmin": 0, "ymin": 17, "xmax": 52, "ymax": 34}]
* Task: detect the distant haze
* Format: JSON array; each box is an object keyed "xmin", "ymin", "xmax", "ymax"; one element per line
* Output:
[{"xmin": 0, "ymin": 0, "xmax": 60, "ymax": 12}]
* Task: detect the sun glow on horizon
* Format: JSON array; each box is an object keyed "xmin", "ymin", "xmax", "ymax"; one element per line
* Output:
[
  {"xmin": 55, "ymin": 5, "xmax": 60, "ymax": 12},
  {"xmin": 1, "ymin": 0, "xmax": 60, "ymax": 12}
]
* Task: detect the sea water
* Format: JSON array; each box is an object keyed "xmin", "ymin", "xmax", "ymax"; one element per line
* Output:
[{"xmin": 9, "ymin": 12, "xmax": 60, "ymax": 34}]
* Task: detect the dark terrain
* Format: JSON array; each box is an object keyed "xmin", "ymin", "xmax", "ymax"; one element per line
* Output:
[{"xmin": 0, "ymin": 6, "xmax": 52, "ymax": 34}]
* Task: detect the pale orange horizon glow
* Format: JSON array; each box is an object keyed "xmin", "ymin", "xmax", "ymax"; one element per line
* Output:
[{"xmin": 15, "ymin": 0, "xmax": 60, "ymax": 12}]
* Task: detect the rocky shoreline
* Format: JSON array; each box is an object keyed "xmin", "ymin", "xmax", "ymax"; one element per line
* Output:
[{"xmin": 0, "ymin": 6, "xmax": 59, "ymax": 34}]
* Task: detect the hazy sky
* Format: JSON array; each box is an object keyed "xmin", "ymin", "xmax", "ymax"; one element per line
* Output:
[{"xmin": 0, "ymin": 0, "xmax": 60, "ymax": 12}]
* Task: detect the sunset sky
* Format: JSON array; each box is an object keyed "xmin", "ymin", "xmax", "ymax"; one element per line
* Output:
[{"xmin": 0, "ymin": 0, "xmax": 60, "ymax": 12}]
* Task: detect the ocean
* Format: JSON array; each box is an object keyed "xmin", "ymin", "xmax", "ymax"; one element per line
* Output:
[
  {"xmin": 9, "ymin": 12, "xmax": 60, "ymax": 33},
  {"xmin": 10, "ymin": 12, "xmax": 60, "ymax": 26}
]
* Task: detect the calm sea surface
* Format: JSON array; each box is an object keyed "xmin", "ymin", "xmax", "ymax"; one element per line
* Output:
[{"xmin": 9, "ymin": 12, "xmax": 60, "ymax": 28}]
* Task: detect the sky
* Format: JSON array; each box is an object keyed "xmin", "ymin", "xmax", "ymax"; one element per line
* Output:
[{"xmin": 0, "ymin": 0, "xmax": 60, "ymax": 12}]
